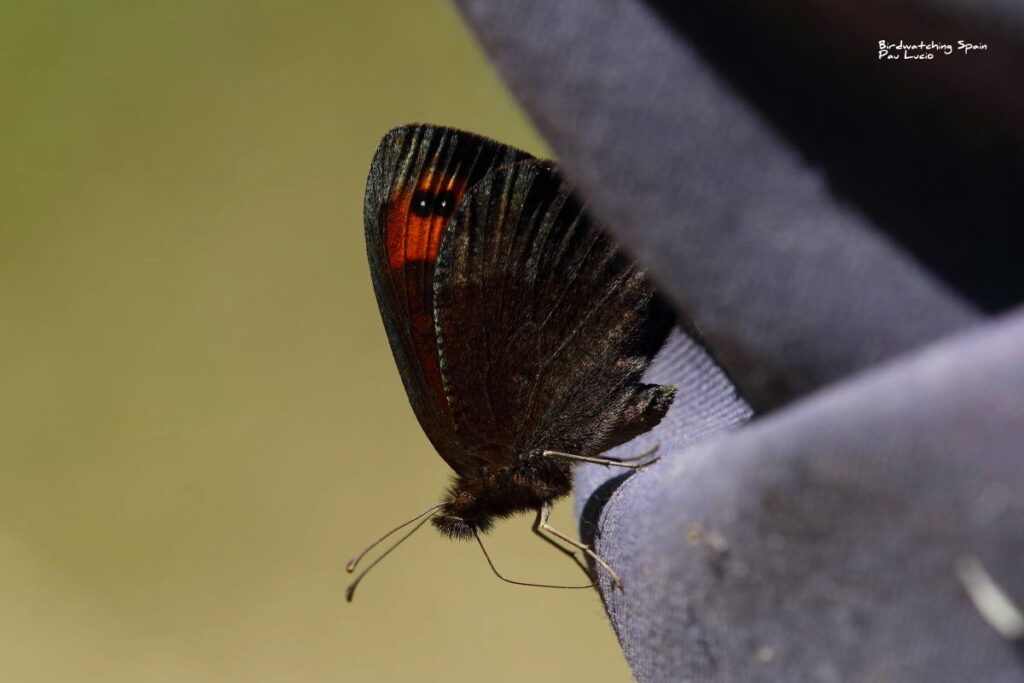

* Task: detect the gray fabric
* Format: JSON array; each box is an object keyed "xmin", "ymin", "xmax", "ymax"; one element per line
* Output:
[
  {"xmin": 452, "ymin": 1, "xmax": 1024, "ymax": 681},
  {"xmin": 453, "ymin": 0, "xmax": 986, "ymax": 410},
  {"xmin": 576, "ymin": 311, "xmax": 1024, "ymax": 682}
]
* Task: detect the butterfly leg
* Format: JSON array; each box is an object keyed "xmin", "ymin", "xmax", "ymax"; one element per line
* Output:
[
  {"xmin": 531, "ymin": 508, "xmax": 594, "ymax": 581},
  {"xmin": 607, "ymin": 444, "xmax": 660, "ymax": 463},
  {"xmin": 542, "ymin": 448, "xmax": 660, "ymax": 469},
  {"xmin": 535, "ymin": 502, "xmax": 624, "ymax": 591}
]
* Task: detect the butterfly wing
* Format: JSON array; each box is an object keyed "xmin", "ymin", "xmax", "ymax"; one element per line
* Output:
[
  {"xmin": 432, "ymin": 160, "xmax": 676, "ymax": 464},
  {"xmin": 364, "ymin": 125, "xmax": 532, "ymax": 473}
]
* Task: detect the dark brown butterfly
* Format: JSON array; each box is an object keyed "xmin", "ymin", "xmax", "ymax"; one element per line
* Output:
[{"xmin": 347, "ymin": 124, "xmax": 676, "ymax": 600}]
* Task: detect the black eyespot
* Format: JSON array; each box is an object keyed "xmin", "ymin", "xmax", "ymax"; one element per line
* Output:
[
  {"xmin": 434, "ymin": 190, "xmax": 457, "ymax": 217},
  {"xmin": 410, "ymin": 189, "xmax": 434, "ymax": 218}
]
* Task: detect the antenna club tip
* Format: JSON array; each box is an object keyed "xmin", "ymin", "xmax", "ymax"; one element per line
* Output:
[
  {"xmin": 346, "ymin": 560, "xmax": 358, "ymax": 573},
  {"xmin": 345, "ymin": 586, "xmax": 356, "ymax": 602}
]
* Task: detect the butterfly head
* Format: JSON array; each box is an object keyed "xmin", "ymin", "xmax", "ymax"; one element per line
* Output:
[{"xmin": 432, "ymin": 490, "xmax": 495, "ymax": 540}]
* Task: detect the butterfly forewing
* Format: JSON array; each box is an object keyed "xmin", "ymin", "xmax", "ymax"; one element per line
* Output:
[{"xmin": 364, "ymin": 125, "xmax": 533, "ymax": 473}]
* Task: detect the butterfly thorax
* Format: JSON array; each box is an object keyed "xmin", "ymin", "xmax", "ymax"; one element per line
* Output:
[{"xmin": 431, "ymin": 449, "xmax": 572, "ymax": 540}]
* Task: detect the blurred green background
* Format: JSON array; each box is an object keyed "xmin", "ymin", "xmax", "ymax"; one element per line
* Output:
[{"xmin": 0, "ymin": 2, "xmax": 630, "ymax": 681}]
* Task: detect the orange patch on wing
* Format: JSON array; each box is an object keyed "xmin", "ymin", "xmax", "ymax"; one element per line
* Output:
[
  {"xmin": 385, "ymin": 173, "xmax": 468, "ymax": 270},
  {"xmin": 382, "ymin": 172, "xmax": 472, "ymax": 421}
]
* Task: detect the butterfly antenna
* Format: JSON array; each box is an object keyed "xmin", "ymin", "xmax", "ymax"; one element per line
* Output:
[
  {"xmin": 345, "ymin": 503, "xmax": 444, "ymax": 602},
  {"xmin": 473, "ymin": 529, "xmax": 594, "ymax": 590},
  {"xmin": 347, "ymin": 502, "xmax": 445, "ymax": 572}
]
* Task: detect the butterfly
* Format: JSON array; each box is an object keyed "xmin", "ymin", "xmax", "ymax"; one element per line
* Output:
[{"xmin": 347, "ymin": 124, "xmax": 676, "ymax": 600}]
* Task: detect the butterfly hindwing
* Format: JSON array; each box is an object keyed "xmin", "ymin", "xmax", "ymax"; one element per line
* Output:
[{"xmin": 432, "ymin": 160, "xmax": 676, "ymax": 465}]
